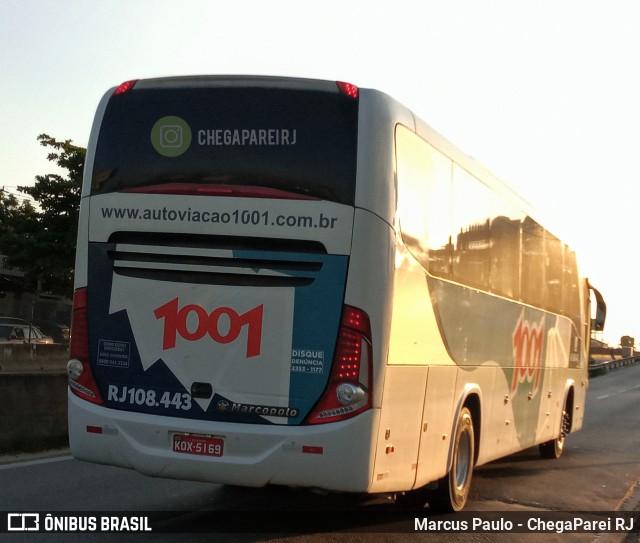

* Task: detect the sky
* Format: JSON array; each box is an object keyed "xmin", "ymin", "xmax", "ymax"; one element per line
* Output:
[{"xmin": 1, "ymin": 0, "xmax": 639, "ymax": 345}]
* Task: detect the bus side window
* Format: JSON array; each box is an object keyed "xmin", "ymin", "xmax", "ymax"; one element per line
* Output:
[
  {"xmin": 451, "ymin": 166, "xmax": 524, "ymax": 297},
  {"xmin": 395, "ymin": 125, "xmax": 452, "ymax": 276},
  {"xmin": 521, "ymin": 217, "xmax": 545, "ymax": 308}
]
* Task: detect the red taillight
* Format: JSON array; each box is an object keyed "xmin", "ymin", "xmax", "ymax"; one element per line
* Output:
[
  {"xmin": 112, "ymin": 79, "xmax": 138, "ymax": 96},
  {"xmin": 305, "ymin": 305, "xmax": 372, "ymax": 424},
  {"xmin": 68, "ymin": 288, "xmax": 103, "ymax": 404},
  {"xmin": 336, "ymin": 81, "xmax": 359, "ymax": 99},
  {"xmin": 69, "ymin": 288, "xmax": 89, "ymax": 359}
]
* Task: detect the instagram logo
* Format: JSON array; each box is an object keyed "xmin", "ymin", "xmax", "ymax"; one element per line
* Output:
[
  {"xmin": 151, "ymin": 116, "xmax": 192, "ymax": 157},
  {"xmin": 159, "ymin": 125, "xmax": 183, "ymax": 148}
]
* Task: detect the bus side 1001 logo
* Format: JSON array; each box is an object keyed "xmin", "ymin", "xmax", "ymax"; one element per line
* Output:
[
  {"xmin": 512, "ymin": 312, "xmax": 545, "ymax": 395},
  {"xmin": 154, "ymin": 298, "xmax": 263, "ymax": 357}
]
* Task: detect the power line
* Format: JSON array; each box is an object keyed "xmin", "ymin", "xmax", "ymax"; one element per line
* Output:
[{"xmin": 0, "ymin": 186, "xmax": 37, "ymax": 205}]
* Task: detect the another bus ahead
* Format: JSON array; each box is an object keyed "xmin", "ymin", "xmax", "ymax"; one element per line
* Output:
[{"xmin": 68, "ymin": 76, "xmax": 605, "ymax": 511}]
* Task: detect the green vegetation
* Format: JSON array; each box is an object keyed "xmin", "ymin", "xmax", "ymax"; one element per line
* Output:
[{"xmin": 0, "ymin": 135, "xmax": 85, "ymax": 297}]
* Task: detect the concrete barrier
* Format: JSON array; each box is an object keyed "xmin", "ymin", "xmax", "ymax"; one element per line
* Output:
[
  {"xmin": 0, "ymin": 346, "xmax": 70, "ymax": 453},
  {"xmin": 0, "ymin": 343, "xmax": 68, "ymax": 373}
]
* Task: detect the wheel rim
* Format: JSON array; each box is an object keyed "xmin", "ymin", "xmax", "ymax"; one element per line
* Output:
[
  {"xmin": 455, "ymin": 429, "xmax": 472, "ymax": 489},
  {"xmin": 556, "ymin": 408, "xmax": 569, "ymax": 455}
]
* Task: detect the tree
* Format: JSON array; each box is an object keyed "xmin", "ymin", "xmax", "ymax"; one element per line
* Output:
[
  {"xmin": 0, "ymin": 190, "xmax": 38, "ymax": 289},
  {"xmin": 0, "ymin": 134, "xmax": 85, "ymax": 297},
  {"xmin": 0, "ymin": 189, "xmax": 37, "ymax": 232}
]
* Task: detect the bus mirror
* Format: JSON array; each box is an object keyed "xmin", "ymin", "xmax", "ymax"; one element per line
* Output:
[{"xmin": 589, "ymin": 283, "xmax": 606, "ymax": 332}]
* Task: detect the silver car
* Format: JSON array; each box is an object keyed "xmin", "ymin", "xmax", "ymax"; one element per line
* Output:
[{"xmin": 0, "ymin": 320, "xmax": 54, "ymax": 344}]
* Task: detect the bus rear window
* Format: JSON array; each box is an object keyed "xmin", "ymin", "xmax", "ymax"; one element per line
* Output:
[{"xmin": 91, "ymin": 85, "xmax": 359, "ymax": 205}]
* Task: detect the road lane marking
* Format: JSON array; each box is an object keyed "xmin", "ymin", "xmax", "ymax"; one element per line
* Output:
[
  {"xmin": 597, "ymin": 383, "xmax": 640, "ymax": 400},
  {"xmin": 0, "ymin": 455, "xmax": 73, "ymax": 470}
]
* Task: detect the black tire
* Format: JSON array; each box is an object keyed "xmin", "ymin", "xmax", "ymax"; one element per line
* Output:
[
  {"xmin": 428, "ymin": 407, "xmax": 475, "ymax": 512},
  {"xmin": 539, "ymin": 407, "xmax": 570, "ymax": 459}
]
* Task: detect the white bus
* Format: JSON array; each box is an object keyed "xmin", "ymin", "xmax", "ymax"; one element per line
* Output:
[{"xmin": 68, "ymin": 76, "xmax": 605, "ymax": 512}]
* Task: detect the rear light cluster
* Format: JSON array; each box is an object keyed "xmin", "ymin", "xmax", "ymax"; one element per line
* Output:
[
  {"xmin": 336, "ymin": 81, "xmax": 359, "ymax": 99},
  {"xmin": 113, "ymin": 79, "xmax": 355, "ymax": 99},
  {"xmin": 305, "ymin": 305, "xmax": 372, "ymax": 424},
  {"xmin": 67, "ymin": 288, "xmax": 103, "ymax": 404},
  {"xmin": 123, "ymin": 183, "xmax": 317, "ymax": 200},
  {"xmin": 112, "ymin": 79, "xmax": 138, "ymax": 96}
]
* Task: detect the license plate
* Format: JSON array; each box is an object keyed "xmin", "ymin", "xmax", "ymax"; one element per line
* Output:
[{"xmin": 172, "ymin": 433, "xmax": 224, "ymax": 457}]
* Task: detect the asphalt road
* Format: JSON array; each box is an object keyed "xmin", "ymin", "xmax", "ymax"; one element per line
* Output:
[{"xmin": 1, "ymin": 364, "xmax": 639, "ymax": 543}]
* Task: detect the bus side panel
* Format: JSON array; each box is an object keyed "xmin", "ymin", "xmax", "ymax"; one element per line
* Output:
[
  {"xmin": 429, "ymin": 278, "xmax": 583, "ymax": 455},
  {"xmin": 387, "ymin": 243, "xmax": 454, "ymax": 366},
  {"xmin": 370, "ymin": 365, "xmax": 428, "ymax": 493},
  {"xmin": 571, "ymin": 281, "xmax": 590, "ymax": 433},
  {"xmin": 570, "ymin": 376, "xmax": 588, "ymax": 432},
  {"xmin": 355, "ymin": 89, "xmax": 414, "ymax": 227},
  {"xmin": 413, "ymin": 365, "xmax": 458, "ymax": 488},
  {"xmin": 381, "ymin": 240, "xmax": 461, "ymax": 490},
  {"xmin": 483, "ymin": 366, "xmax": 516, "ymax": 461},
  {"xmin": 73, "ymin": 197, "xmax": 90, "ymax": 289},
  {"xmin": 341, "ymin": 208, "xmax": 395, "ymax": 412}
]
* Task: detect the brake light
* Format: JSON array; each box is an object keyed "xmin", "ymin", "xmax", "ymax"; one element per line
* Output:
[
  {"xmin": 305, "ymin": 305, "xmax": 372, "ymax": 424},
  {"xmin": 122, "ymin": 183, "xmax": 317, "ymax": 200},
  {"xmin": 113, "ymin": 79, "xmax": 138, "ymax": 96},
  {"xmin": 67, "ymin": 288, "xmax": 103, "ymax": 404},
  {"xmin": 336, "ymin": 81, "xmax": 359, "ymax": 99}
]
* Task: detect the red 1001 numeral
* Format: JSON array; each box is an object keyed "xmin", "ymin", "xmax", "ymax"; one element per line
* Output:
[{"xmin": 154, "ymin": 297, "xmax": 263, "ymax": 357}]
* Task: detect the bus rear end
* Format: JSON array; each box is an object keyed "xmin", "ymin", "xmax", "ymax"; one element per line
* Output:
[{"xmin": 68, "ymin": 77, "xmax": 378, "ymax": 491}]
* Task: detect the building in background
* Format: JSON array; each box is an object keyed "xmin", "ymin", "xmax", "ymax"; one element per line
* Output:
[{"xmin": 0, "ymin": 254, "xmax": 71, "ymax": 344}]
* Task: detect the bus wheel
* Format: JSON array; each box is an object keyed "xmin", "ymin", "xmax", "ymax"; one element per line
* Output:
[
  {"xmin": 539, "ymin": 408, "xmax": 570, "ymax": 459},
  {"xmin": 428, "ymin": 407, "xmax": 475, "ymax": 512}
]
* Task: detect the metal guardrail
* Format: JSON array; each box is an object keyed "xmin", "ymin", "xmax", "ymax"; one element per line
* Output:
[{"xmin": 589, "ymin": 354, "xmax": 640, "ymax": 376}]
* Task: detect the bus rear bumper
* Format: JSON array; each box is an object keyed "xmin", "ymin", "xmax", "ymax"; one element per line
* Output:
[{"xmin": 68, "ymin": 390, "xmax": 378, "ymax": 493}]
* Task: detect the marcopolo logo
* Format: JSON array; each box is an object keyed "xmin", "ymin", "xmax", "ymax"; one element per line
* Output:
[{"xmin": 151, "ymin": 116, "xmax": 192, "ymax": 157}]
